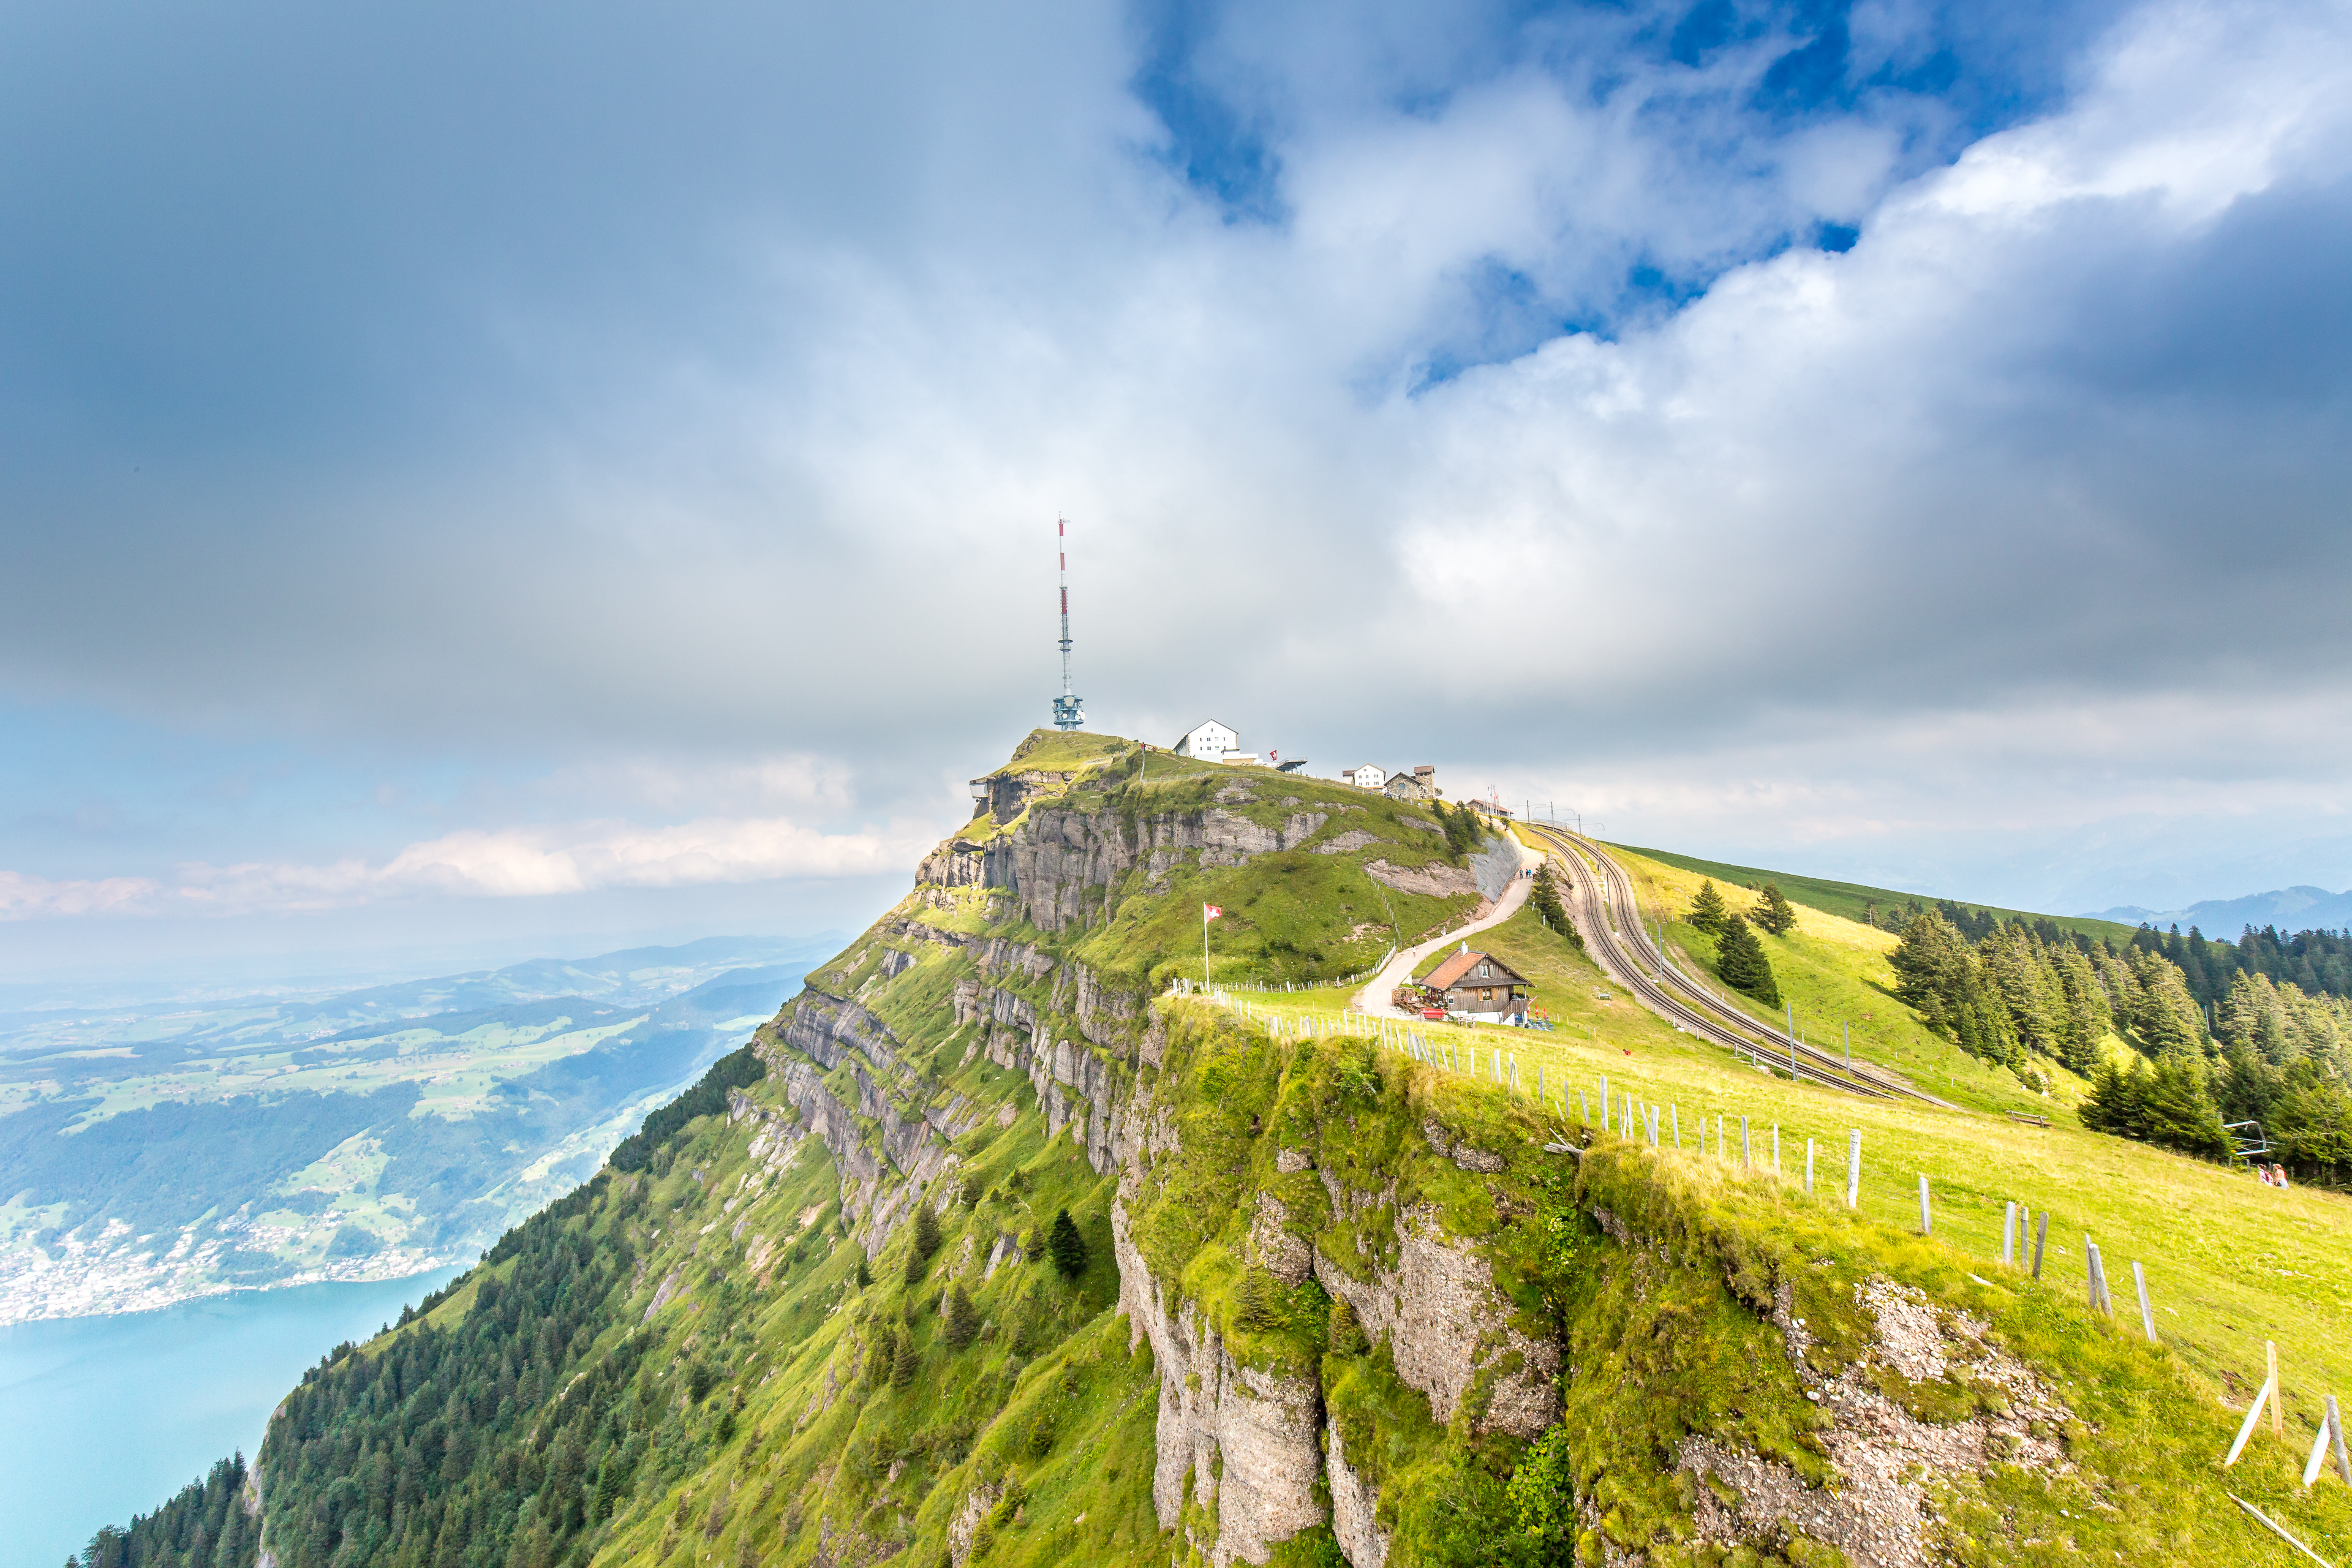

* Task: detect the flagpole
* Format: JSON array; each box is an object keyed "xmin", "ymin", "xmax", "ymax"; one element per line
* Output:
[{"xmin": 1204, "ymin": 902, "xmax": 1211, "ymax": 989}]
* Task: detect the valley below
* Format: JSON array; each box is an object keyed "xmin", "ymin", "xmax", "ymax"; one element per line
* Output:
[{"xmin": 0, "ymin": 935, "xmax": 832, "ymax": 1322}]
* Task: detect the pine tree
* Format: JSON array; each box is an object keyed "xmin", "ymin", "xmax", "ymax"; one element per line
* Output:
[
  {"xmin": 1530, "ymin": 866, "xmax": 1569, "ymax": 930},
  {"xmin": 889, "ymin": 1329, "xmax": 918, "ymax": 1390},
  {"xmin": 903, "ymin": 1204, "xmax": 942, "ymax": 1285},
  {"xmin": 1047, "ymin": 1208, "xmax": 1087, "ymax": 1279},
  {"xmin": 1688, "ymin": 880, "xmax": 1728, "ymax": 936},
  {"xmin": 1235, "ymin": 1267, "xmax": 1289, "ymax": 1330},
  {"xmin": 944, "ymin": 1284, "xmax": 980, "ymax": 1349},
  {"xmin": 853, "ymin": 1256, "xmax": 872, "ymax": 1290},
  {"xmin": 1752, "ymin": 883, "xmax": 1798, "ymax": 937},
  {"xmin": 1715, "ymin": 915, "xmax": 1781, "ymax": 1008}
]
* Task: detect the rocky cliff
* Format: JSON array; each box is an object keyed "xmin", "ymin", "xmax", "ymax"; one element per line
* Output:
[{"xmin": 202, "ymin": 733, "xmax": 2320, "ymax": 1568}]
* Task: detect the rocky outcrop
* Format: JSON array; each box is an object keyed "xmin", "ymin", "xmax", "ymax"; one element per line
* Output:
[
  {"xmin": 1325, "ymin": 1417, "xmax": 1389, "ymax": 1568},
  {"xmin": 1677, "ymin": 1278, "xmax": 2073, "ymax": 1567},
  {"xmin": 1314, "ymin": 1172, "xmax": 1561, "ymax": 1439},
  {"xmin": 785, "ymin": 989, "xmax": 908, "ymax": 1076},
  {"xmin": 1114, "ymin": 1204, "xmax": 1325, "ymax": 1567},
  {"xmin": 915, "ymin": 802, "xmax": 1357, "ymax": 932}
]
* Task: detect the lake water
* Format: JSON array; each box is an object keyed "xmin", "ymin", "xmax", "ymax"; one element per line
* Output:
[{"xmin": 2, "ymin": 1268, "xmax": 465, "ymax": 1568}]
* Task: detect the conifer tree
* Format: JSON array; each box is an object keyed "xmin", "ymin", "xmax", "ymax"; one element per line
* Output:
[
  {"xmin": 944, "ymin": 1284, "xmax": 980, "ymax": 1349},
  {"xmin": 1753, "ymin": 882, "xmax": 1798, "ymax": 937},
  {"xmin": 1688, "ymin": 880, "xmax": 1728, "ymax": 936},
  {"xmin": 853, "ymin": 1256, "xmax": 872, "ymax": 1290},
  {"xmin": 1530, "ymin": 865, "xmax": 1569, "ymax": 931},
  {"xmin": 1715, "ymin": 914, "xmax": 1781, "ymax": 1008},
  {"xmin": 903, "ymin": 1204, "xmax": 942, "ymax": 1285},
  {"xmin": 889, "ymin": 1330, "xmax": 918, "ymax": 1390},
  {"xmin": 1047, "ymin": 1208, "xmax": 1087, "ymax": 1279}
]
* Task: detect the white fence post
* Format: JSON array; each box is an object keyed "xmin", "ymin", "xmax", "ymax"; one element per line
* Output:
[{"xmin": 1846, "ymin": 1130, "xmax": 1861, "ymax": 1209}]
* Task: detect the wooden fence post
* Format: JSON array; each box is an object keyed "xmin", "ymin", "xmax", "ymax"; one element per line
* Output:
[
  {"xmin": 2002, "ymin": 1202, "xmax": 2016, "ymax": 1266},
  {"xmin": 1806, "ymin": 1139, "xmax": 1815, "ymax": 1196},
  {"xmin": 1918, "ymin": 1175, "xmax": 1932, "ymax": 1235},
  {"xmin": 2271, "ymin": 1343, "xmax": 2284, "ymax": 1436},
  {"xmin": 1846, "ymin": 1130, "xmax": 1861, "ymax": 1209},
  {"xmin": 2133, "ymin": 1262, "xmax": 2156, "ymax": 1343},
  {"xmin": 1741, "ymin": 1117, "xmax": 1751, "ymax": 1169},
  {"xmin": 2032, "ymin": 1211, "xmax": 2048, "ymax": 1278},
  {"xmin": 2085, "ymin": 1240, "xmax": 2109, "ymax": 1316},
  {"xmin": 1600, "ymin": 1076, "xmax": 1609, "ymax": 1132},
  {"xmin": 2332, "ymin": 1396, "xmax": 2351, "ymax": 1485},
  {"xmin": 1772, "ymin": 1125, "xmax": 1780, "ymax": 1177},
  {"xmin": 1578, "ymin": 1090, "xmax": 1589, "ymax": 1127},
  {"xmin": 1672, "ymin": 1104, "xmax": 1681, "ymax": 1148}
]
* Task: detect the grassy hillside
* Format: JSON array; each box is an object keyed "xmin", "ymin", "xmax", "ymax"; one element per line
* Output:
[
  {"xmin": 85, "ymin": 737, "xmax": 2352, "ymax": 1568},
  {"xmin": 1237, "ymin": 899, "xmax": 2352, "ymax": 1458},
  {"xmin": 1604, "ymin": 846, "xmax": 2094, "ymax": 1115},
  {"xmin": 1613, "ymin": 843, "xmax": 2143, "ymax": 946}
]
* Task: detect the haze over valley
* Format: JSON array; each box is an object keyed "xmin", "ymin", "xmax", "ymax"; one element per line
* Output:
[{"xmin": 0, "ymin": 936, "xmax": 831, "ymax": 1322}]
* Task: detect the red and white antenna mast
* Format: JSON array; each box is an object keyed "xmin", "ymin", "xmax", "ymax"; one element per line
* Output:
[{"xmin": 1051, "ymin": 517, "xmax": 1085, "ymax": 731}]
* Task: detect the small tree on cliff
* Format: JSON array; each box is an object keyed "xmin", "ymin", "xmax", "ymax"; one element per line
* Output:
[
  {"xmin": 944, "ymin": 1284, "xmax": 981, "ymax": 1349},
  {"xmin": 1716, "ymin": 914, "xmax": 1782, "ymax": 1008},
  {"xmin": 1688, "ymin": 880, "xmax": 1728, "ymax": 936},
  {"xmin": 1048, "ymin": 1208, "xmax": 1087, "ymax": 1280},
  {"xmin": 903, "ymin": 1204, "xmax": 943, "ymax": 1285}
]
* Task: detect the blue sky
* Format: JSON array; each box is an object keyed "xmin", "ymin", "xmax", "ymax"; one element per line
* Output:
[{"xmin": 5, "ymin": 0, "xmax": 2352, "ymax": 971}]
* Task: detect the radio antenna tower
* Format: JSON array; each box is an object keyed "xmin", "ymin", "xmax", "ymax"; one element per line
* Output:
[{"xmin": 1051, "ymin": 516, "xmax": 1085, "ymax": 731}]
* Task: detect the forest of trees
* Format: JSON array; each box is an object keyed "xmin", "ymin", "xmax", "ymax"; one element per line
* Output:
[
  {"xmin": 68, "ymin": 1456, "xmax": 257, "ymax": 1568},
  {"xmin": 1863, "ymin": 895, "xmax": 2352, "ymax": 1006},
  {"xmin": 1885, "ymin": 909, "xmax": 2352, "ymax": 1182}
]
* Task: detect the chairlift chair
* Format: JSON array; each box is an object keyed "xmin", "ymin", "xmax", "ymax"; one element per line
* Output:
[{"xmin": 2223, "ymin": 1119, "xmax": 2273, "ymax": 1160}]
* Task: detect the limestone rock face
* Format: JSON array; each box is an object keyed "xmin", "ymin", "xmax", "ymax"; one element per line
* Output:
[
  {"xmin": 1114, "ymin": 1202, "xmax": 1325, "ymax": 1567},
  {"xmin": 914, "ymin": 803, "xmax": 1344, "ymax": 932},
  {"xmin": 1249, "ymin": 1193, "xmax": 1314, "ymax": 1286},
  {"xmin": 1314, "ymin": 1175, "xmax": 1562, "ymax": 1439},
  {"xmin": 1325, "ymin": 1416, "xmax": 1389, "ymax": 1568}
]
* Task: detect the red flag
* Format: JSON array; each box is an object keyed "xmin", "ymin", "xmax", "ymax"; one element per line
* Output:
[{"xmin": 1204, "ymin": 904, "xmax": 1223, "ymax": 920}]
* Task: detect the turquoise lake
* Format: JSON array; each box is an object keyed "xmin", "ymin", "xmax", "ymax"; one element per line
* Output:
[{"xmin": 3, "ymin": 1268, "xmax": 464, "ymax": 1568}]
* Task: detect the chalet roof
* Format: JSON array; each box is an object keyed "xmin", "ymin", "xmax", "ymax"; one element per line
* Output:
[{"xmin": 1423, "ymin": 949, "xmax": 1527, "ymax": 991}]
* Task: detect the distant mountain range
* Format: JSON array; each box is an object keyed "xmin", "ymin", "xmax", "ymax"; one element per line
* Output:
[{"xmin": 2087, "ymin": 886, "xmax": 2352, "ymax": 935}]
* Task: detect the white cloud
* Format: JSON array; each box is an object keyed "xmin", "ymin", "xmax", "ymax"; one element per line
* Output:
[
  {"xmin": 0, "ymin": 815, "xmax": 934, "ymax": 919},
  {"xmin": 5, "ymin": 0, "xmax": 2352, "ymax": 935}
]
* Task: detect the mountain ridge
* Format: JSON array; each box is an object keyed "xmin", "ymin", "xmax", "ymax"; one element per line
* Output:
[
  {"xmin": 2088, "ymin": 884, "xmax": 2352, "ymax": 934},
  {"xmin": 75, "ymin": 735, "xmax": 2352, "ymax": 1567}
]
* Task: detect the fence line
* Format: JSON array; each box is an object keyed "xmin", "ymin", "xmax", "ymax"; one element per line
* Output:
[{"xmin": 1161, "ymin": 982, "xmax": 2253, "ymax": 1411}]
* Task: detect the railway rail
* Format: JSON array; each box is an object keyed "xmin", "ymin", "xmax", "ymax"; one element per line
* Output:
[{"xmin": 1526, "ymin": 824, "xmax": 1956, "ymax": 1107}]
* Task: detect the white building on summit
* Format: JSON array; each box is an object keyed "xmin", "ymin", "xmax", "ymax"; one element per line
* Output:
[
  {"xmin": 1340, "ymin": 764, "xmax": 1387, "ymax": 790},
  {"xmin": 1173, "ymin": 720, "xmax": 1240, "ymax": 761}
]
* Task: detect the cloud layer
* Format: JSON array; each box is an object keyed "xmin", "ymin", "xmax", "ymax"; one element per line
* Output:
[{"xmin": 3, "ymin": 0, "xmax": 2350, "ymax": 937}]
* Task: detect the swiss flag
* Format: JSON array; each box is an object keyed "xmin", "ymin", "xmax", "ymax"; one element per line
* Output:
[{"xmin": 1204, "ymin": 905, "xmax": 1223, "ymax": 920}]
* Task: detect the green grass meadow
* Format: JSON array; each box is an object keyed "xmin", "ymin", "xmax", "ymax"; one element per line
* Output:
[{"xmin": 1220, "ymin": 894, "xmax": 2352, "ymax": 1493}]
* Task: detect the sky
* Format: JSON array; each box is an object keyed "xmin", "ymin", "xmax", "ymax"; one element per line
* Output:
[{"xmin": 4, "ymin": 0, "xmax": 2351, "ymax": 973}]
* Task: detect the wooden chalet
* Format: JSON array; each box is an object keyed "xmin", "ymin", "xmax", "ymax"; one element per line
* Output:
[{"xmin": 1422, "ymin": 948, "xmax": 1531, "ymax": 1022}]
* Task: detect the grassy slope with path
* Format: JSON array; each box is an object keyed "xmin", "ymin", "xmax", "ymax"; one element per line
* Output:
[{"xmin": 1238, "ymin": 892, "xmax": 2352, "ymax": 1488}]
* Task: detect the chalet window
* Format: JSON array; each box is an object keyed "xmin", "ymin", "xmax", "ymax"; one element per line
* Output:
[{"xmin": 1478, "ymin": 964, "xmax": 1489, "ymax": 977}]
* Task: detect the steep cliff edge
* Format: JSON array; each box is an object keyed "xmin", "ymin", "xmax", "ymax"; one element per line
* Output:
[{"xmin": 197, "ymin": 735, "xmax": 2345, "ymax": 1568}]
